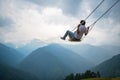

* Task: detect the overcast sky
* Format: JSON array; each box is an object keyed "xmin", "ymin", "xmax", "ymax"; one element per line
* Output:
[{"xmin": 0, "ymin": 0, "xmax": 120, "ymax": 46}]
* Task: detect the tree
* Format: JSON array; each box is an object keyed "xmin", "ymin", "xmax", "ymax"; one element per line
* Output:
[
  {"xmin": 64, "ymin": 70, "xmax": 101, "ymax": 80},
  {"xmin": 97, "ymin": 71, "xmax": 101, "ymax": 78},
  {"xmin": 75, "ymin": 73, "xmax": 81, "ymax": 80},
  {"xmin": 84, "ymin": 70, "xmax": 92, "ymax": 78},
  {"xmin": 64, "ymin": 73, "xmax": 74, "ymax": 80}
]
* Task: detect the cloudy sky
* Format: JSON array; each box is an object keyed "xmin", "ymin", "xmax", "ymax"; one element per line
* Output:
[{"xmin": 0, "ymin": 0, "xmax": 120, "ymax": 46}]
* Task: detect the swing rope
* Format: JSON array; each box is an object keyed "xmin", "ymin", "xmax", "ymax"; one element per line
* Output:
[
  {"xmin": 84, "ymin": 0, "xmax": 105, "ymax": 20},
  {"xmin": 80, "ymin": 0, "xmax": 120, "ymax": 41},
  {"xmin": 88, "ymin": 0, "xmax": 120, "ymax": 32},
  {"xmin": 92, "ymin": 0, "xmax": 120, "ymax": 25},
  {"xmin": 71, "ymin": 0, "xmax": 104, "ymax": 31},
  {"xmin": 72, "ymin": 0, "xmax": 119, "ymax": 32}
]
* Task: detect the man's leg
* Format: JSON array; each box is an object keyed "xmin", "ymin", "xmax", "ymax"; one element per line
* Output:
[{"xmin": 61, "ymin": 30, "xmax": 74, "ymax": 40}]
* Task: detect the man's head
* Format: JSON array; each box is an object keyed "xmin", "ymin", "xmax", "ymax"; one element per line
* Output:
[{"xmin": 80, "ymin": 20, "xmax": 86, "ymax": 25}]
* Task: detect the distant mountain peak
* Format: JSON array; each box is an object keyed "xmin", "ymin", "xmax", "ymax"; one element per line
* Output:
[
  {"xmin": 0, "ymin": 43, "xmax": 24, "ymax": 66},
  {"xmin": 20, "ymin": 43, "xmax": 94, "ymax": 80}
]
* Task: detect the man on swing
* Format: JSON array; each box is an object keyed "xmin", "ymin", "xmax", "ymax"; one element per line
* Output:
[{"xmin": 61, "ymin": 20, "xmax": 89, "ymax": 41}]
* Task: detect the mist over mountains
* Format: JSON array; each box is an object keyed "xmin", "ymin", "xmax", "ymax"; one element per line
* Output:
[
  {"xmin": 92, "ymin": 54, "xmax": 120, "ymax": 77},
  {"xmin": 0, "ymin": 43, "xmax": 39, "ymax": 80},
  {"xmin": 0, "ymin": 43, "xmax": 24, "ymax": 66},
  {"xmin": 61, "ymin": 44, "xmax": 119, "ymax": 65},
  {"xmin": 19, "ymin": 44, "xmax": 94, "ymax": 80},
  {"xmin": 5, "ymin": 39, "xmax": 47, "ymax": 56},
  {"xmin": 0, "ymin": 42, "xmax": 120, "ymax": 80}
]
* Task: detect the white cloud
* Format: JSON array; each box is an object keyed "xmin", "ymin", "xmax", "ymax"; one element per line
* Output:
[
  {"xmin": 82, "ymin": 18, "xmax": 120, "ymax": 46},
  {"xmin": 0, "ymin": 0, "xmax": 120, "ymax": 46},
  {"xmin": 0, "ymin": 0, "xmax": 78, "ymax": 45}
]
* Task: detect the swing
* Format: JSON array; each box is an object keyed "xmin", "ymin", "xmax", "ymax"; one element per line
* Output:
[{"xmin": 67, "ymin": 0, "xmax": 119, "ymax": 42}]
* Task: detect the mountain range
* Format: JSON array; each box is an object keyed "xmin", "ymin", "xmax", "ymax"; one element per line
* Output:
[
  {"xmin": 0, "ymin": 63, "xmax": 39, "ymax": 80},
  {"xmin": 61, "ymin": 44, "xmax": 118, "ymax": 65},
  {"xmin": 92, "ymin": 54, "xmax": 120, "ymax": 77},
  {"xmin": 0, "ymin": 42, "xmax": 120, "ymax": 80},
  {"xmin": 0, "ymin": 43, "xmax": 24, "ymax": 66},
  {"xmin": 4, "ymin": 39, "xmax": 46, "ymax": 56},
  {"xmin": 0, "ymin": 43, "xmax": 39, "ymax": 80},
  {"xmin": 19, "ymin": 44, "xmax": 94, "ymax": 80}
]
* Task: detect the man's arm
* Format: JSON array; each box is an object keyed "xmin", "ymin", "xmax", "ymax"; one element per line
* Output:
[
  {"xmin": 85, "ymin": 27, "xmax": 90, "ymax": 36},
  {"xmin": 77, "ymin": 24, "xmax": 80, "ymax": 34}
]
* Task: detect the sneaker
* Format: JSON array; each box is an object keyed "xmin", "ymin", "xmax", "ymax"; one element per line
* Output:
[{"xmin": 60, "ymin": 37, "xmax": 65, "ymax": 40}]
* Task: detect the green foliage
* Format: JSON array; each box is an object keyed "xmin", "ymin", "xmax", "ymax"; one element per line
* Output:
[
  {"xmin": 64, "ymin": 70, "xmax": 100, "ymax": 80},
  {"xmin": 83, "ymin": 78, "xmax": 120, "ymax": 80},
  {"xmin": 75, "ymin": 73, "xmax": 81, "ymax": 80},
  {"xmin": 64, "ymin": 73, "xmax": 74, "ymax": 80}
]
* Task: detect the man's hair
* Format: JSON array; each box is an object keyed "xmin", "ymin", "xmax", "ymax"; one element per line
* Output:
[{"xmin": 80, "ymin": 20, "xmax": 86, "ymax": 25}]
